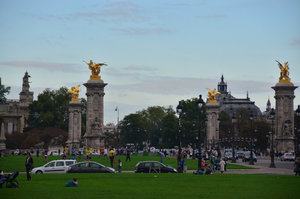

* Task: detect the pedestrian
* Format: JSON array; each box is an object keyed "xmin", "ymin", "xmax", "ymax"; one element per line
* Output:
[
  {"xmin": 159, "ymin": 151, "xmax": 164, "ymax": 163},
  {"xmin": 126, "ymin": 149, "xmax": 131, "ymax": 162},
  {"xmin": 64, "ymin": 177, "xmax": 78, "ymax": 187},
  {"xmin": 220, "ymin": 158, "xmax": 226, "ymax": 173},
  {"xmin": 36, "ymin": 148, "xmax": 39, "ymax": 160},
  {"xmin": 210, "ymin": 155, "xmax": 216, "ymax": 171},
  {"xmin": 25, "ymin": 152, "xmax": 33, "ymax": 181},
  {"xmin": 109, "ymin": 148, "xmax": 115, "ymax": 168},
  {"xmin": 294, "ymin": 157, "xmax": 300, "ymax": 176},
  {"xmin": 44, "ymin": 149, "xmax": 48, "ymax": 161},
  {"xmin": 118, "ymin": 159, "xmax": 122, "ymax": 173}
]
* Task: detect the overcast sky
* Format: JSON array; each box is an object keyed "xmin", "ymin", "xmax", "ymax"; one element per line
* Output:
[{"xmin": 1, "ymin": 0, "xmax": 299, "ymax": 124}]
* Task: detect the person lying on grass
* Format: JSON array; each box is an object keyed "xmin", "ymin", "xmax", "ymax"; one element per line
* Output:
[{"xmin": 64, "ymin": 178, "xmax": 78, "ymax": 187}]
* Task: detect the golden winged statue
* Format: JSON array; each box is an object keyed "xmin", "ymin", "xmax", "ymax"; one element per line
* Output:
[
  {"xmin": 276, "ymin": 60, "xmax": 290, "ymax": 83},
  {"xmin": 68, "ymin": 85, "xmax": 80, "ymax": 102},
  {"xmin": 206, "ymin": 88, "xmax": 221, "ymax": 104},
  {"xmin": 84, "ymin": 60, "xmax": 107, "ymax": 80}
]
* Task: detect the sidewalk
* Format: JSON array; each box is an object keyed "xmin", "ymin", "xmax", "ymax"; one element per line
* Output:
[{"xmin": 221, "ymin": 163, "xmax": 294, "ymax": 175}]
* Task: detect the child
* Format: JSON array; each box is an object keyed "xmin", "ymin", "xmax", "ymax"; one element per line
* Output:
[
  {"xmin": 118, "ymin": 159, "xmax": 122, "ymax": 173},
  {"xmin": 64, "ymin": 178, "xmax": 78, "ymax": 187}
]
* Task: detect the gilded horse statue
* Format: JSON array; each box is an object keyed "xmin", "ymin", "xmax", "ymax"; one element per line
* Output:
[
  {"xmin": 68, "ymin": 85, "xmax": 80, "ymax": 102},
  {"xmin": 206, "ymin": 88, "xmax": 220, "ymax": 104},
  {"xmin": 276, "ymin": 60, "xmax": 290, "ymax": 83},
  {"xmin": 84, "ymin": 60, "xmax": 107, "ymax": 80}
]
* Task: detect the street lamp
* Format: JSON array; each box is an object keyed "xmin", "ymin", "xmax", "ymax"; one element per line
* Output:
[
  {"xmin": 231, "ymin": 114, "xmax": 237, "ymax": 163},
  {"xmin": 249, "ymin": 112, "xmax": 254, "ymax": 165},
  {"xmin": 295, "ymin": 105, "xmax": 300, "ymax": 158},
  {"xmin": 269, "ymin": 108, "xmax": 276, "ymax": 168},
  {"xmin": 197, "ymin": 95, "xmax": 205, "ymax": 171},
  {"xmin": 115, "ymin": 106, "xmax": 120, "ymax": 146},
  {"xmin": 176, "ymin": 100, "xmax": 183, "ymax": 173}
]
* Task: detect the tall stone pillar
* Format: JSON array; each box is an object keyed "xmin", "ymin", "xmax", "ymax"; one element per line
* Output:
[
  {"xmin": 206, "ymin": 103, "xmax": 220, "ymax": 149},
  {"xmin": 66, "ymin": 101, "xmax": 82, "ymax": 150},
  {"xmin": 84, "ymin": 80, "xmax": 107, "ymax": 149},
  {"xmin": 272, "ymin": 83, "xmax": 297, "ymax": 153},
  {"xmin": 0, "ymin": 123, "xmax": 6, "ymax": 151}
]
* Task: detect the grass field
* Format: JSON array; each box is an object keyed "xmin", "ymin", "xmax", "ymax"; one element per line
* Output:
[
  {"xmin": 0, "ymin": 173, "xmax": 299, "ymax": 199},
  {"xmin": 0, "ymin": 155, "xmax": 252, "ymax": 172}
]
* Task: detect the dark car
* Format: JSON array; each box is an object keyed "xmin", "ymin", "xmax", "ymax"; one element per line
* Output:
[
  {"xmin": 135, "ymin": 161, "xmax": 177, "ymax": 173},
  {"xmin": 67, "ymin": 161, "xmax": 116, "ymax": 173}
]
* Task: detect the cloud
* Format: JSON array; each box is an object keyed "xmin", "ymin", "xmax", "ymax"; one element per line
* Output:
[
  {"xmin": 123, "ymin": 65, "xmax": 158, "ymax": 72},
  {"xmin": 110, "ymin": 27, "xmax": 171, "ymax": 35},
  {"xmin": 290, "ymin": 40, "xmax": 300, "ymax": 46},
  {"xmin": 197, "ymin": 14, "xmax": 227, "ymax": 19},
  {"xmin": 0, "ymin": 61, "xmax": 82, "ymax": 72}
]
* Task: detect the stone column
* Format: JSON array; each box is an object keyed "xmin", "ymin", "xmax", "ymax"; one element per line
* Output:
[
  {"xmin": 206, "ymin": 103, "xmax": 220, "ymax": 149},
  {"xmin": 272, "ymin": 83, "xmax": 298, "ymax": 153},
  {"xmin": 84, "ymin": 80, "xmax": 107, "ymax": 149},
  {"xmin": 66, "ymin": 101, "xmax": 82, "ymax": 150},
  {"xmin": 0, "ymin": 123, "xmax": 6, "ymax": 151}
]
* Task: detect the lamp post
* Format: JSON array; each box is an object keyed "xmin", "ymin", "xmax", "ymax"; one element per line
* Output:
[
  {"xmin": 269, "ymin": 108, "xmax": 276, "ymax": 168},
  {"xmin": 176, "ymin": 101, "xmax": 183, "ymax": 173},
  {"xmin": 295, "ymin": 105, "xmax": 300, "ymax": 158},
  {"xmin": 249, "ymin": 112, "xmax": 254, "ymax": 165},
  {"xmin": 197, "ymin": 95, "xmax": 205, "ymax": 171},
  {"xmin": 115, "ymin": 106, "xmax": 120, "ymax": 146},
  {"xmin": 231, "ymin": 115, "xmax": 236, "ymax": 163}
]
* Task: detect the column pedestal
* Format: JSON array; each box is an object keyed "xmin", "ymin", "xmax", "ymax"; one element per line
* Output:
[
  {"xmin": 83, "ymin": 80, "xmax": 107, "ymax": 149},
  {"xmin": 272, "ymin": 83, "xmax": 298, "ymax": 153},
  {"xmin": 206, "ymin": 103, "xmax": 220, "ymax": 149},
  {"xmin": 66, "ymin": 101, "xmax": 82, "ymax": 150}
]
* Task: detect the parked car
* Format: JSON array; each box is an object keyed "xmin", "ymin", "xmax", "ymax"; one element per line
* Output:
[
  {"xmin": 224, "ymin": 152, "xmax": 238, "ymax": 161},
  {"xmin": 237, "ymin": 151, "xmax": 245, "ymax": 159},
  {"xmin": 48, "ymin": 150, "xmax": 63, "ymax": 156},
  {"xmin": 242, "ymin": 151, "xmax": 257, "ymax": 162},
  {"xmin": 31, "ymin": 159, "xmax": 77, "ymax": 174},
  {"xmin": 280, "ymin": 153, "xmax": 295, "ymax": 161},
  {"xmin": 67, "ymin": 161, "xmax": 116, "ymax": 173},
  {"xmin": 135, "ymin": 161, "xmax": 177, "ymax": 173}
]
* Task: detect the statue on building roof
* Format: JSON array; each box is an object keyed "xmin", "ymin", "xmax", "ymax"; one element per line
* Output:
[
  {"xmin": 68, "ymin": 85, "xmax": 80, "ymax": 102},
  {"xmin": 276, "ymin": 60, "xmax": 291, "ymax": 83},
  {"xmin": 84, "ymin": 60, "xmax": 107, "ymax": 81},
  {"xmin": 206, "ymin": 88, "xmax": 221, "ymax": 104}
]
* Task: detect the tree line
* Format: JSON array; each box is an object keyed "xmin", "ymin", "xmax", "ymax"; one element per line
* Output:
[{"xmin": 2, "ymin": 86, "xmax": 273, "ymax": 151}]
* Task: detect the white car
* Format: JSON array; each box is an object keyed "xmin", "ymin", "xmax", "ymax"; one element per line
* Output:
[
  {"xmin": 31, "ymin": 159, "xmax": 77, "ymax": 174},
  {"xmin": 48, "ymin": 150, "xmax": 63, "ymax": 156}
]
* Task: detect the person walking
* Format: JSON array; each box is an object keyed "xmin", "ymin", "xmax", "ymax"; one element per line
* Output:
[
  {"xmin": 109, "ymin": 149, "xmax": 115, "ymax": 168},
  {"xmin": 36, "ymin": 148, "xmax": 39, "ymax": 160},
  {"xmin": 25, "ymin": 152, "xmax": 33, "ymax": 181},
  {"xmin": 118, "ymin": 159, "xmax": 122, "ymax": 173},
  {"xmin": 126, "ymin": 149, "xmax": 131, "ymax": 162},
  {"xmin": 294, "ymin": 157, "xmax": 300, "ymax": 176},
  {"xmin": 220, "ymin": 158, "xmax": 226, "ymax": 174}
]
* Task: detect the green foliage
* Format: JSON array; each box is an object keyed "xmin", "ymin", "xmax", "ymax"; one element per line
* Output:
[
  {"xmin": 180, "ymin": 98, "xmax": 206, "ymax": 147},
  {"xmin": 0, "ymin": 77, "xmax": 11, "ymax": 104},
  {"xmin": 27, "ymin": 87, "xmax": 71, "ymax": 130}
]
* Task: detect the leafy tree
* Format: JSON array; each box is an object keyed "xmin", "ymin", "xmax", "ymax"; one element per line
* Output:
[
  {"xmin": 138, "ymin": 106, "xmax": 174, "ymax": 147},
  {"xmin": 0, "ymin": 77, "xmax": 11, "ymax": 104},
  {"xmin": 119, "ymin": 113, "xmax": 146, "ymax": 149},
  {"xmin": 180, "ymin": 98, "xmax": 206, "ymax": 147},
  {"xmin": 27, "ymin": 87, "xmax": 71, "ymax": 130},
  {"xmin": 161, "ymin": 113, "xmax": 178, "ymax": 148}
]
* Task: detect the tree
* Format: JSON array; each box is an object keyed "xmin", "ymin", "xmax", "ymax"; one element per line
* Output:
[
  {"xmin": 161, "ymin": 113, "xmax": 178, "ymax": 148},
  {"xmin": 0, "ymin": 77, "xmax": 11, "ymax": 104},
  {"xmin": 27, "ymin": 87, "xmax": 71, "ymax": 130},
  {"xmin": 119, "ymin": 113, "xmax": 146, "ymax": 149},
  {"xmin": 138, "ymin": 106, "xmax": 174, "ymax": 147}
]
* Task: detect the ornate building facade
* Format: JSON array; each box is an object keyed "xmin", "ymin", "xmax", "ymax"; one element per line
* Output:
[{"xmin": 0, "ymin": 72, "xmax": 33, "ymax": 134}]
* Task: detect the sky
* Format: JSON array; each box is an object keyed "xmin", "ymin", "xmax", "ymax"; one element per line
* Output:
[{"xmin": 0, "ymin": 0, "xmax": 300, "ymax": 125}]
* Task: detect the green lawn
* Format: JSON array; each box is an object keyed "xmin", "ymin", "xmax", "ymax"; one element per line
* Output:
[
  {"xmin": 0, "ymin": 155, "xmax": 252, "ymax": 172},
  {"xmin": 0, "ymin": 173, "xmax": 299, "ymax": 199}
]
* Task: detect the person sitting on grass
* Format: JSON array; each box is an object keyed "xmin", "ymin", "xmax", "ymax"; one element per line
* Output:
[{"xmin": 64, "ymin": 178, "xmax": 78, "ymax": 187}]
